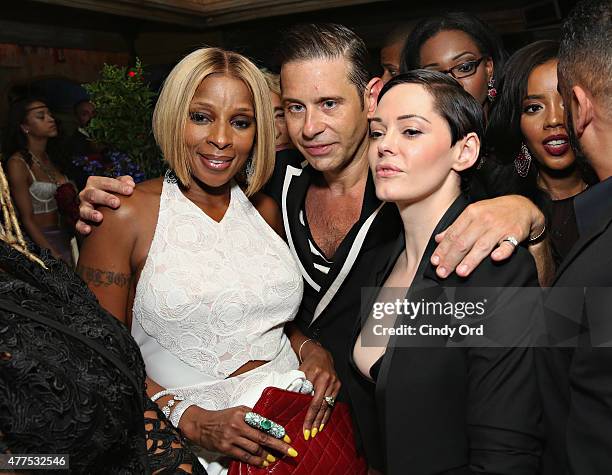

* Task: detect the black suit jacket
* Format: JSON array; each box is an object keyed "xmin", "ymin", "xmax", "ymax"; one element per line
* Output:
[
  {"xmin": 537, "ymin": 177, "xmax": 612, "ymax": 475},
  {"xmin": 265, "ymin": 150, "xmax": 401, "ymax": 465},
  {"xmin": 350, "ymin": 195, "xmax": 543, "ymax": 474}
]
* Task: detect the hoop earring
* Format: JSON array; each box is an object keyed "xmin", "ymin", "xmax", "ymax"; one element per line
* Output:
[
  {"xmin": 515, "ymin": 143, "xmax": 532, "ymax": 178},
  {"xmin": 487, "ymin": 77, "xmax": 497, "ymax": 102}
]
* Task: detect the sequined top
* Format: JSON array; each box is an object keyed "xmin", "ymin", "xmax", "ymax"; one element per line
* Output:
[{"xmin": 0, "ymin": 241, "xmax": 206, "ymax": 474}]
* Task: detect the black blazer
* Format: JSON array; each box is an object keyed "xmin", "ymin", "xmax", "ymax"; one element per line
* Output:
[
  {"xmin": 265, "ymin": 150, "xmax": 401, "ymax": 465},
  {"xmin": 350, "ymin": 195, "xmax": 543, "ymax": 474},
  {"xmin": 537, "ymin": 178, "xmax": 612, "ymax": 475}
]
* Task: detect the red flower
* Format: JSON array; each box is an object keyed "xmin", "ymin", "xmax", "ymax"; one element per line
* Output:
[
  {"xmin": 128, "ymin": 71, "xmax": 136, "ymax": 77},
  {"xmin": 55, "ymin": 183, "xmax": 80, "ymax": 230}
]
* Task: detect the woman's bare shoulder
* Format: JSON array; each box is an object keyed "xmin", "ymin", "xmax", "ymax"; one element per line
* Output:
[
  {"xmin": 97, "ymin": 177, "xmax": 163, "ymax": 227},
  {"xmin": 6, "ymin": 153, "xmax": 28, "ymax": 170},
  {"xmin": 249, "ymin": 191, "xmax": 284, "ymax": 237}
]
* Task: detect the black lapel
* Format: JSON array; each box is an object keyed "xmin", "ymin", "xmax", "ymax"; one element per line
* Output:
[
  {"xmin": 553, "ymin": 198, "xmax": 612, "ymax": 284},
  {"xmin": 280, "ymin": 161, "xmax": 323, "ymax": 292},
  {"xmin": 309, "ymin": 170, "xmax": 388, "ymax": 324},
  {"xmin": 376, "ymin": 195, "xmax": 469, "ymax": 402}
]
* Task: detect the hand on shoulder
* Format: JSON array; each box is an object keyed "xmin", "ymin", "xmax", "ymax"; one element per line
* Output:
[
  {"xmin": 77, "ymin": 175, "xmax": 137, "ymax": 235},
  {"xmin": 87, "ymin": 178, "xmax": 163, "ymax": 236}
]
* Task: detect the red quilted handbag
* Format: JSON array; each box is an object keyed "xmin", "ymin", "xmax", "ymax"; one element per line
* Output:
[{"xmin": 228, "ymin": 387, "xmax": 368, "ymax": 475}]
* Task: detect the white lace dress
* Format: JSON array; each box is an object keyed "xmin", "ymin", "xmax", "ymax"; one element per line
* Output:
[{"xmin": 131, "ymin": 173, "xmax": 304, "ymax": 473}]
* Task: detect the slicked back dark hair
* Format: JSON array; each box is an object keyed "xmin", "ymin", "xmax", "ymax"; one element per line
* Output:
[
  {"xmin": 378, "ymin": 70, "xmax": 485, "ymax": 192},
  {"xmin": 399, "ymin": 12, "xmax": 506, "ymax": 77},
  {"xmin": 558, "ymin": 0, "xmax": 612, "ymax": 113},
  {"xmin": 278, "ymin": 23, "xmax": 371, "ymax": 107}
]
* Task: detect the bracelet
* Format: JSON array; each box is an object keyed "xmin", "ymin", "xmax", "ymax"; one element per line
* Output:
[
  {"xmin": 528, "ymin": 224, "xmax": 546, "ymax": 243},
  {"xmin": 169, "ymin": 399, "xmax": 195, "ymax": 429},
  {"xmin": 150, "ymin": 390, "xmax": 170, "ymax": 402},
  {"xmin": 161, "ymin": 395, "xmax": 184, "ymax": 418},
  {"xmin": 298, "ymin": 338, "xmax": 318, "ymax": 363}
]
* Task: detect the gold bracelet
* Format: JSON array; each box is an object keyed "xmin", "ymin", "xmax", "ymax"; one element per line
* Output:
[{"xmin": 298, "ymin": 338, "xmax": 318, "ymax": 363}]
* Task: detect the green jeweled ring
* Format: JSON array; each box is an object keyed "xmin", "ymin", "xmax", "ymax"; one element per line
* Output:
[{"xmin": 244, "ymin": 412, "xmax": 286, "ymax": 439}]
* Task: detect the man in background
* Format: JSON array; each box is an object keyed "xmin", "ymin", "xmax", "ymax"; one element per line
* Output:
[
  {"xmin": 379, "ymin": 23, "xmax": 412, "ymax": 83},
  {"xmin": 539, "ymin": 1, "xmax": 612, "ymax": 474}
]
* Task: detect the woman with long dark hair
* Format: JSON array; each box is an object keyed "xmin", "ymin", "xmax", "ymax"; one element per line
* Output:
[
  {"xmin": 3, "ymin": 97, "xmax": 75, "ymax": 265},
  {"xmin": 485, "ymin": 40, "xmax": 597, "ymax": 267}
]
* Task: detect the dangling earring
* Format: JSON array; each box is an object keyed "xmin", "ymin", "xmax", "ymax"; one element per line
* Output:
[
  {"xmin": 515, "ymin": 143, "xmax": 532, "ymax": 178},
  {"xmin": 487, "ymin": 77, "xmax": 497, "ymax": 102},
  {"xmin": 245, "ymin": 156, "xmax": 254, "ymax": 184}
]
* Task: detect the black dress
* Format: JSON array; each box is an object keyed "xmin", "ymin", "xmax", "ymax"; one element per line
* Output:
[
  {"xmin": 0, "ymin": 242, "xmax": 206, "ymax": 474},
  {"xmin": 549, "ymin": 196, "xmax": 580, "ymax": 268}
]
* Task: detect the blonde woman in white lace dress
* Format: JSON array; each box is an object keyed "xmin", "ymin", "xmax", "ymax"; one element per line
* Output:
[{"xmin": 77, "ymin": 48, "xmax": 339, "ymax": 474}]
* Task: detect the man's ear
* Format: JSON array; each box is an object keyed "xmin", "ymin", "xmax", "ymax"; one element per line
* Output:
[
  {"xmin": 572, "ymin": 85, "xmax": 594, "ymax": 137},
  {"xmin": 452, "ymin": 132, "xmax": 480, "ymax": 172},
  {"xmin": 365, "ymin": 77, "xmax": 384, "ymax": 118}
]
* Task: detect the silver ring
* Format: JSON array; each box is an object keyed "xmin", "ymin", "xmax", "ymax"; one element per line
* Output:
[
  {"xmin": 300, "ymin": 380, "xmax": 314, "ymax": 394},
  {"xmin": 324, "ymin": 395, "xmax": 335, "ymax": 407},
  {"xmin": 244, "ymin": 412, "xmax": 286, "ymax": 439},
  {"xmin": 501, "ymin": 236, "xmax": 519, "ymax": 248}
]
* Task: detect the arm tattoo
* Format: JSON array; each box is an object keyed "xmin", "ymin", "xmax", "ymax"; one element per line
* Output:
[{"xmin": 77, "ymin": 264, "xmax": 132, "ymax": 288}]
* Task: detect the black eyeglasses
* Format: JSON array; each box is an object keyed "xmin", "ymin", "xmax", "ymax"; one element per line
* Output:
[{"xmin": 433, "ymin": 57, "xmax": 485, "ymax": 79}]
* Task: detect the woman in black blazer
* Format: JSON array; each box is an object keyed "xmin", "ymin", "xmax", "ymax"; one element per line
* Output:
[{"xmin": 351, "ymin": 70, "xmax": 542, "ymax": 474}]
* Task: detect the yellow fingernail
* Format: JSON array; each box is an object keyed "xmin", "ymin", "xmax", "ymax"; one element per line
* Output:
[
  {"xmin": 303, "ymin": 429, "xmax": 310, "ymax": 441},
  {"xmin": 266, "ymin": 454, "xmax": 276, "ymax": 463},
  {"xmin": 319, "ymin": 423, "xmax": 324, "ymax": 432},
  {"xmin": 287, "ymin": 447, "xmax": 298, "ymax": 458},
  {"xmin": 283, "ymin": 434, "xmax": 292, "ymax": 444},
  {"xmin": 262, "ymin": 460, "xmax": 269, "ymax": 467},
  {"xmin": 311, "ymin": 427, "xmax": 318, "ymax": 438}
]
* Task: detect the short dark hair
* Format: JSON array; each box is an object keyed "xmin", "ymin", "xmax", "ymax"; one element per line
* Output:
[
  {"xmin": 558, "ymin": 0, "xmax": 612, "ymax": 113},
  {"xmin": 277, "ymin": 23, "xmax": 370, "ymax": 107},
  {"xmin": 400, "ymin": 12, "xmax": 506, "ymax": 77},
  {"xmin": 378, "ymin": 70, "xmax": 484, "ymax": 192},
  {"xmin": 382, "ymin": 23, "xmax": 413, "ymax": 49},
  {"xmin": 73, "ymin": 98, "xmax": 92, "ymax": 114}
]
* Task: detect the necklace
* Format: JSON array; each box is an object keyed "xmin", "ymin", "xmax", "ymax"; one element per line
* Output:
[
  {"xmin": 552, "ymin": 181, "xmax": 589, "ymax": 200},
  {"xmin": 537, "ymin": 172, "xmax": 589, "ymax": 200},
  {"xmin": 28, "ymin": 150, "xmax": 61, "ymax": 185}
]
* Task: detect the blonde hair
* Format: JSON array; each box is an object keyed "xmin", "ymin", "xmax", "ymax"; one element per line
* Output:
[
  {"xmin": 153, "ymin": 47, "xmax": 275, "ymax": 196},
  {"xmin": 261, "ymin": 68, "xmax": 281, "ymax": 97},
  {"xmin": 0, "ymin": 160, "xmax": 46, "ymax": 268}
]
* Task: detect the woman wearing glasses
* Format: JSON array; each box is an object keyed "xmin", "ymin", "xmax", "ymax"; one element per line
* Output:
[{"xmin": 400, "ymin": 12, "xmax": 506, "ymax": 117}]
